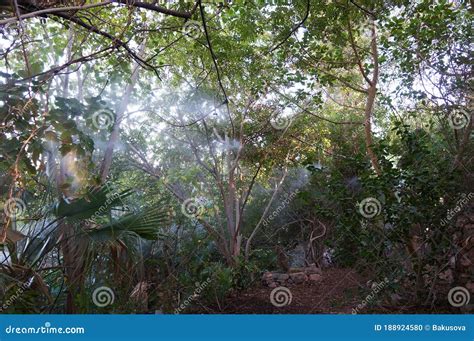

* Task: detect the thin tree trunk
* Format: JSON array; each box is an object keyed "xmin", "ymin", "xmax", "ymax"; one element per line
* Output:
[
  {"xmin": 244, "ymin": 170, "xmax": 288, "ymax": 261},
  {"xmin": 62, "ymin": 27, "xmax": 74, "ymax": 98},
  {"xmin": 100, "ymin": 42, "xmax": 146, "ymax": 183},
  {"xmin": 363, "ymin": 19, "xmax": 382, "ymax": 176}
]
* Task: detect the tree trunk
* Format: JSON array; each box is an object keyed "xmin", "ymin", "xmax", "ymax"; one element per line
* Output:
[
  {"xmin": 363, "ymin": 19, "xmax": 382, "ymax": 176},
  {"xmin": 99, "ymin": 42, "xmax": 145, "ymax": 183}
]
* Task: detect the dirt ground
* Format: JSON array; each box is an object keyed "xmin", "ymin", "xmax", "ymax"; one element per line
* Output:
[{"xmin": 190, "ymin": 268, "xmax": 459, "ymax": 314}]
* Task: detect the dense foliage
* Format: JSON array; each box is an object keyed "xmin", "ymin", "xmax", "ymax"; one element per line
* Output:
[{"xmin": 0, "ymin": 0, "xmax": 472, "ymax": 313}]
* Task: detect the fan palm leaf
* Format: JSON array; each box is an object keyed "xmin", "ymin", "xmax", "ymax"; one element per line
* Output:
[
  {"xmin": 84, "ymin": 206, "xmax": 169, "ymax": 242},
  {"xmin": 53, "ymin": 185, "xmax": 134, "ymax": 221}
]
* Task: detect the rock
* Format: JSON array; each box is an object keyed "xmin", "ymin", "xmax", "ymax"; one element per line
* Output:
[
  {"xmin": 289, "ymin": 267, "xmax": 305, "ymax": 273},
  {"xmin": 308, "ymin": 274, "xmax": 322, "ymax": 282},
  {"xmin": 273, "ymin": 273, "xmax": 289, "ymax": 281},
  {"xmin": 466, "ymin": 282, "xmax": 474, "ymax": 292},
  {"xmin": 288, "ymin": 243, "xmax": 307, "ymax": 268},
  {"xmin": 262, "ymin": 273, "xmax": 277, "ymax": 286},
  {"xmin": 290, "ymin": 272, "xmax": 307, "ymax": 283},
  {"xmin": 305, "ymin": 266, "xmax": 322, "ymax": 275},
  {"xmin": 268, "ymin": 282, "xmax": 277, "ymax": 288}
]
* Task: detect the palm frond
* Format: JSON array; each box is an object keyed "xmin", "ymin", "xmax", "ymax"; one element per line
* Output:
[
  {"xmin": 53, "ymin": 185, "xmax": 134, "ymax": 221},
  {"xmin": 85, "ymin": 206, "xmax": 169, "ymax": 241}
]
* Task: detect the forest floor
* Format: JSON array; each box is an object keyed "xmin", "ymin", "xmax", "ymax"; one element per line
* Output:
[{"xmin": 191, "ymin": 268, "xmax": 458, "ymax": 314}]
